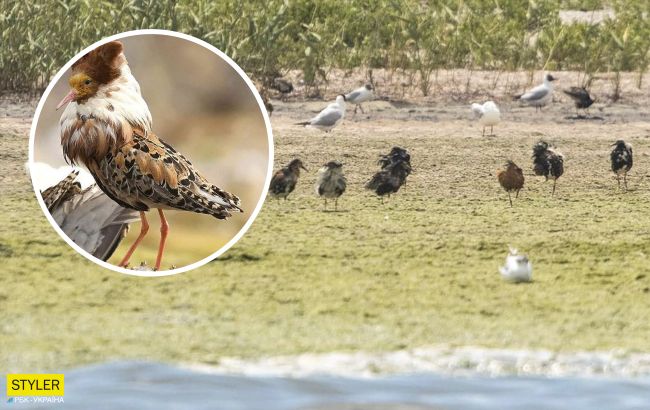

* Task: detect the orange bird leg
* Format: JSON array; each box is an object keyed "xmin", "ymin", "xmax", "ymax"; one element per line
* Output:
[
  {"xmin": 154, "ymin": 209, "xmax": 170, "ymax": 271},
  {"xmin": 119, "ymin": 211, "xmax": 149, "ymax": 267}
]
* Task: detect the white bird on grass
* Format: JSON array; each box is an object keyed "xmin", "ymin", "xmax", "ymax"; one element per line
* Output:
[
  {"xmin": 345, "ymin": 84, "xmax": 374, "ymax": 114},
  {"xmin": 514, "ymin": 73, "xmax": 557, "ymax": 112},
  {"xmin": 296, "ymin": 95, "xmax": 347, "ymax": 133},
  {"xmin": 499, "ymin": 247, "xmax": 532, "ymax": 283},
  {"xmin": 470, "ymin": 100, "xmax": 501, "ymax": 136}
]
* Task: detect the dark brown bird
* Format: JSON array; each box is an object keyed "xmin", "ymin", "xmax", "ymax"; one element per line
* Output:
[
  {"xmin": 563, "ymin": 86, "xmax": 594, "ymax": 115},
  {"xmin": 532, "ymin": 141, "xmax": 564, "ymax": 196},
  {"xmin": 497, "ymin": 161, "xmax": 525, "ymax": 207},
  {"xmin": 611, "ymin": 140, "xmax": 633, "ymax": 191},
  {"xmin": 269, "ymin": 159, "xmax": 307, "ymax": 200},
  {"xmin": 271, "ymin": 78, "xmax": 293, "ymax": 100},
  {"xmin": 366, "ymin": 155, "xmax": 411, "ymax": 202}
]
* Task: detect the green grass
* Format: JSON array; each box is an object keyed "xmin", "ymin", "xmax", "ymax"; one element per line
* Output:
[{"xmin": 2, "ymin": 101, "xmax": 650, "ymax": 372}]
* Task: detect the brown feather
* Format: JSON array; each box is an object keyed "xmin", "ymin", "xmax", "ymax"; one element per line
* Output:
[{"xmin": 72, "ymin": 41, "xmax": 124, "ymax": 85}]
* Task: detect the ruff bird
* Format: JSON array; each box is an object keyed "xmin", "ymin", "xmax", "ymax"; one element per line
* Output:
[
  {"xmin": 497, "ymin": 160, "xmax": 524, "ymax": 207},
  {"xmin": 272, "ymin": 77, "xmax": 294, "ymax": 99},
  {"xmin": 269, "ymin": 159, "xmax": 307, "ymax": 200},
  {"xmin": 33, "ymin": 164, "xmax": 139, "ymax": 261},
  {"xmin": 532, "ymin": 141, "xmax": 564, "ymax": 196},
  {"xmin": 378, "ymin": 146, "xmax": 411, "ymax": 170},
  {"xmin": 56, "ymin": 41, "xmax": 242, "ymax": 271},
  {"xmin": 514, "ymin": 74, "xmax": 557, "ymax": 111},
  {"xmin": 471, "ymin": 101, "xmax": 501, "ymax": 136},
  {"xmin": 315, "ymin": 161, "xmax": 346, "ymax": 211},
  {"xmin": 296, "ymin": 95, "xmax": 346, "ymax": 132},
  {"xmin": 563, "ymin": 86, "xmax": 594, "ymax": 115},
  {"xmin": 366, "ymin": 155, "xmax": 411, "ymax": 202},
  {"xmin": 611, "ymin": 140, "xmax": 633, "ymax": 190},
  {"xmin": 345, "ymin": 84, "xmax": 374, "ymax": 114},
  {"xmin": 499, "ymin": 247, "xmax": 532, "ymax": 283}
]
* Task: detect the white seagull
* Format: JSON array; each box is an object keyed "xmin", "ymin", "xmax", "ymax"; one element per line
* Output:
[
  {"xmin": 345, "ymin": 84, "xmax": 374, "ymax": 114},
  {"xmin": 515, "ymin": 73, "xmax": 557, "ymax": 111},
  {"xmin": 499, "ymin": 247, "xmax": 532, "ymax": 283},
  {"xmin": 296, "ymin": 95, "xmax": 347, "ymax": 133},
  {"xmin": 470, "ymin": 101, "xmax": 501, "ymax": 136}
]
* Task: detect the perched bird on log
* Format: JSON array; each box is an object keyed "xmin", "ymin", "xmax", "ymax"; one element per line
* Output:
[
  {"xmin": 471, "ymin": 101, "xmax": 501, "ymax": 136},
  {"xmin": 345, "ymin": 84, "xmax": 374, "ymax": 114},
  {"xmin": 610, "ymin": 140, "xmax": 633, "ymax": 191},
  {"xmin": 532, "ymin": 141, "xmax": 564, "ymax": 196},
  {"xmin": 296, "ymin": 95, "xmax": 346, "ymax": 132},
  {"xmin": 514, "ymin": 73, "xmax": 557, "ymax": 112},
  {"xmin": 563, "ymin": 86, "xmax": 594, "ymax": 116},
  {"xmin": 499, "ymin": 247, "xmax": 532, "ymax": 283},
  {"xmin": 32, "ymin": 163, "xmax": 139, "ymax": 261},
  {"xmin": 315, "ymin": 160, "xmax": 346, "ymax": 211},
  {"xmin": 497, "ymin": 160, "xmax": 524, "ymax": 207},
  {"xmin": 269, "ymin": 159, "xmax": 307, "ymax": 200},
  {"xmin": 55, "ymin": 41, "xmax": 242, "ymax": 271}
]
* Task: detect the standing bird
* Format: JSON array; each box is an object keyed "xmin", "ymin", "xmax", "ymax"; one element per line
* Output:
[
  {"xmin": 470, "ymin": 101, "xmax": 501, "ymax": 136},
  {"xmin": 496, "ymin": 160, "xmax": 524, "ymax": 207},
  {"xmin": 366, "ymin": 149, "xmax": 412, "ymax": 202},
  {"xmin": 269, "ymin": 159, "xmax": 307, "ymax": 200},
  {"xmin": 532, "ymin": 141, "xmax": 564, "ymax": 196},
  {"xmin": 33, "ymin": 164, "xmax": 139, "ymax": 261},
  {"xmin": 296, "ymin": 95, "xmax": 346, "ymax": 133},
  {"xmin": 563, "ymin": 86, "xmax": 594, "ymax": 116},
  {"xmin": 514, "ymin": 73, "xmax": 557, "ymax": 111},
  {"xmin": 55, "ymin": 41, "xmax": 242, "ymax": 271},
  {"xmin": 315, "ymin": 161, "xmax": 346, "ymax": 211},
  {"xmin": 499, "ymin": 247, "xmax": 532, "ymax": 283},
  {"xmin": 345, "ymin": 84, "xmax": 374, "ymax": 114},
  {"xmin": 271, "ymin": 77, "xmax": 294, "ymax": 100},
  {"xmin": 610, "ymin": 140, "xmax": 633, "ymax": 191}
]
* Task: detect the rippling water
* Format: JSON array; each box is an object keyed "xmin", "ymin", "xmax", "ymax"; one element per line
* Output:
[{"xmin": 7, "ymin": 361, "xmax": 650, "ymax": 410}]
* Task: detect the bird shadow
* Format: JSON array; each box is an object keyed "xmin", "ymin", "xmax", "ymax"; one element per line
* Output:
[{"xmin": 564, "ymin": 115, "xmax": 604, "ymax": 121}]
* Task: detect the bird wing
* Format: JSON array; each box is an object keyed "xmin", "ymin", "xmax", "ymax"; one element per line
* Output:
[
  {"xmin": 89, "ymin": 129, "xmax": 242, "ymax": 219},
  {"xmin": 310, "ymin": 107, "xmax": 343, "ymax": 127},
  {"xmin": 520, "ymin": 85, "xmax": 549, "ymax": 102},
  {"xmin": 51, "ymin": 185, "xmax": 139, "ymax": 261},
  {"xmin": 270, "ymin": 169, "xmax": 291, "ymax": 195},
  {"xmin": 563, "ymin": 86, "xmax": 588, "ymax": 100},
  {"xmin": 42, "ymin": 170, "xmax": 82, "ymax": 211},
  {"xmin": 345, "ymin": 89, "xmax": 363, "ymax": 102}
]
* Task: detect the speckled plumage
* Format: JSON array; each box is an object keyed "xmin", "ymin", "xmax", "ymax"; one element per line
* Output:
[{"xmin": 57, "ymin": 41, "xmax": 242, "ymax": 269}]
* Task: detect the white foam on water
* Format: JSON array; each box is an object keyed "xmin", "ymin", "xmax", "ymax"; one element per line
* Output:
[{"xmin": 185, "ymin": 346, "xmax": 650, "ymax": 379}]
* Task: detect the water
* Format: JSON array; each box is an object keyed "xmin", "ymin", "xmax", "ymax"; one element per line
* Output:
[{"xmin": 5, "ymin": 361, "xmax": 650, "ymax": 410}]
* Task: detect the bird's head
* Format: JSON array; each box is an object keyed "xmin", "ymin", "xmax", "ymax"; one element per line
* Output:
[
  {"xmin": 288, "ymin": 158, "xmax": 307, "ymax": 172},
  {"xmin": 504, "ymin": 160, "xmax": 521, "ymax": 172},
  {"xmin": 337, "ymin": 94, "xmax": 347, "ymax": 103},
  {"xmin": 365, "ymin": 83, "xmax": 374, "ymax": 91},
  {"xmin": 324, "ymin": 160, "xmax": 343, "ymax": 170},
  {"xmin": 612, "ymin": 140, "xmax": 627, "ymax": 148},
  {"xmin": 545, "ymin": 73, "xmax": 557, "ymax": 83},
  {"xmin": 56, "ymin": 41, "xmax": 125, "ymax": 110}
]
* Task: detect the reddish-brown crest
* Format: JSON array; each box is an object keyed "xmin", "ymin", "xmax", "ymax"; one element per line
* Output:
[{"xmin": 72, "ymin": 41, "xmax": 124, "ymax": 85}]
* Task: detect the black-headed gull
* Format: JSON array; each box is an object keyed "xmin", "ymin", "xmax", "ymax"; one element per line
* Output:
[
  {"xmin": 471, "ymin": 101, "xmax": 500, "ymax": 136},
  {"xmin": 499, "ymin": 247, "xmax": 532, "ymax": 282},
  {"xmin": 345, "ymin": 84, "xmax": 374, "ymax": 114},
  {"xmin": 515, "ymin": 73, "xmax": 557, "ymax": 111},
  {"xmin": 297, "ymin": 95, "xmax": 347, "ymax": 132}
]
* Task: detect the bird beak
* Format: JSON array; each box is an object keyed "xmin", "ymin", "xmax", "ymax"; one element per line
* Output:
[
  {"xmin": 56, "ymin": 89, "xmax": 77, "ymax": 110},
  {"xmin": 301, "ymin": 165, "xmax": 308, "ymax": 171}
]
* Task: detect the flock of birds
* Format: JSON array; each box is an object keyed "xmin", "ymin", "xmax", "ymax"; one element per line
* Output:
[
  {"xmin": 267, "ymin": 73, "xmax": 636, "ymax": 283},
  {"xmin": 39, "ymin": 40, "xmax": 633, "ymax": 274}
]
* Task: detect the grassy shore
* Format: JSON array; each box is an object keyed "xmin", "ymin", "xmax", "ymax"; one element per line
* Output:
[{"xmin": 2, "ymin": 82, "xmax": 650, "ymax": 372}]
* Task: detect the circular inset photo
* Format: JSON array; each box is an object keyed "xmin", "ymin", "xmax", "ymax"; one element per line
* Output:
[{"xmin": 28, "ymin": 30, "xmax": 273, "ymax": 276}]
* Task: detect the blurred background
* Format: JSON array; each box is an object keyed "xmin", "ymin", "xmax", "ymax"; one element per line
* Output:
[{"xmin": 33, "ymin": 34, "xmax": 270, "ymax": 268}]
